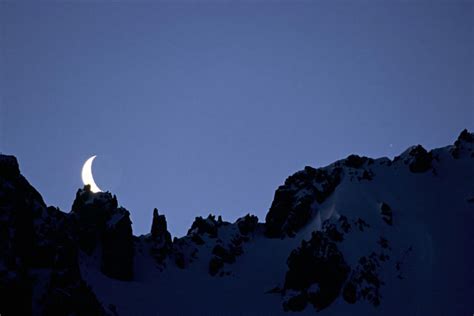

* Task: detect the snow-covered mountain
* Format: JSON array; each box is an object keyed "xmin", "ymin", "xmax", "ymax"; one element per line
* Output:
[{"xmin": 1, "ymin": 130, "xmax": 473, "ymax": 316}]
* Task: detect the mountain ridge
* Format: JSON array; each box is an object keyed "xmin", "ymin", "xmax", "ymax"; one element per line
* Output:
[{"xmin": 1, "ymin": 129, "xmax": 473, "ymax": 315}]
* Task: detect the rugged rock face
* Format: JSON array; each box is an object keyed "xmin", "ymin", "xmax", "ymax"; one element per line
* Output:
[
  {"xmin": 169, "ymin": 215, "xmax": 230, "ymax": 270},
  {"xmin": 0, "ymin": 155, "xmax": 107, "ymax": 316},
  {"xmin": 70, "ymin": 187, "xmax": 134, "ymax": 281},
  {"xmin": 393, "ymin": 145, "xmax": 433, "ymax": 173},
  {"xmin": 283, "ymin": 229, "xmax": 350, "ymax": 311},
  {"xmin": 265, "ymin": 166, "xmax": 342, "ymax": 238},
  {"xmin": 407, "ymin": 146, "xmax": 433, "ymax": 173},
  {"xmin": 281, "ymin": 216, "xmax": 353, "ymax": 311},
  {"xmin": 0, "ymin": 154, "xmax": 36, "ymax": 314},
  {"xmin": 452, "ymin": 129, "xmax": 474, "ymax": 158},
  {"xmin": 280, "ymin": 214, "xmax": 393, "ymax": 312}
]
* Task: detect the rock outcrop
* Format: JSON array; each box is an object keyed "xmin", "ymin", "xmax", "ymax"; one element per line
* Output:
[
  {"xmin": 265, "ymin": 166, "xmax": 342, "ymax": 238},
  {"xmin": 281, "ymin": 218, "xmax": 351, "ymax": 312},
  {"xmin": 148, "ymin": 208, "xmax": 172, "ymax": 265},
  {"xmin": 394, "ymin": 145, "xmax": 433, "ymax": 173},
  {"xmin": 236, "ymin": 214, "xmax": 259, "ymax": 235},
  {"xmin": 280, "ymin": 214, "xmax": 393, "ymax": 312},
  {"xmin": 70, "ymin": 186, "xmax": 134, "ymax": 281},
  {"xmin": 187, "ymin": 214, "xmax": 229, "ymax": 238}
]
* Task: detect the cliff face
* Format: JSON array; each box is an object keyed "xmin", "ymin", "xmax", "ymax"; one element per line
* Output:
[
  {"xmin": 0, "ymin": 155, "xmax": 105, "ymax": 315},
  {"xmin": 1, "ymin": 130, "xmax": 473, "ymax": 316},
  {"xmin": 70, "ymin": 187, "xmax": 134, "ymax": 281}
]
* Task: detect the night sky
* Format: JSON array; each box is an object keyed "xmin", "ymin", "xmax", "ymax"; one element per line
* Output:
[{"xmin": 1, "ymin": 1, "xmax": 473, "ymax": 237}]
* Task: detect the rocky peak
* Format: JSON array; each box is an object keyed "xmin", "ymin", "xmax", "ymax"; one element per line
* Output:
[
  {"xmin": 71, "ymin": 185, "xmax": 118, "ymax": 215},
  {"xmin": 456, "ymin": 129, "xmax": 474, "ymax": 144},
  {"xmin": 70, "ymin": 185, "xmax": 134, "ymax": 281},
  {"xmin": 148, "ymin": 208, "xmax": 172, "ymax": 265},
  {"xmin": 452, "ymin": 129, "xmax": 474, "ymax": 159},
  {"xmin": 151, "ymin": 208, "xmax": 168, "ymax": 238},
  {"xmin": 0, "ymin": 154, "xmax": 20, "ymax": 179}
]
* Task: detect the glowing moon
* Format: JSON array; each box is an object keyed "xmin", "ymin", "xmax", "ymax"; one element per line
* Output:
[{"xmin": 81, "ymin": 155, "xmax": 102, "ymax": 193}]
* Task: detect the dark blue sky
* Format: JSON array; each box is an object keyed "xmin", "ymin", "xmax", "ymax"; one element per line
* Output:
[{"xmin": 1, "ymin": 1, "xmax": 473, "ymax": 237}]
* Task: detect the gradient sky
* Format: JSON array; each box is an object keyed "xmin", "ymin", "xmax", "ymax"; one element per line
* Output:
[{"xmin": 1, "ymin": 1, "xmax": 473, "ymax": 237}]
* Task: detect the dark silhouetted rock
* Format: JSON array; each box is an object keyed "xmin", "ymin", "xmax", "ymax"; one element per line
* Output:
[
  {"xmin": 151, "ymin": 208, "xmax": 167, "ymax": 238},
  {"xmin": 191, "ymin": 233, "xmax": 205, "ymax": 245},
  {"xmin": 276, "ymin": 213, "xmax": 396, "ymax": 311},
  {"xmin": 455, "ymin": 129, "xmax": 474, "ymax": 145},
  {"xmin": 174, "ymin": 252, "xmax": 186, "ymax": 269},
  {"xmin": 171, "ymin": 237, "xmax": 200, "ymax": 269},
  {"xmin": 265, "ymin": 166, "xmax": 342, "ymax": 238},
  {"xmin": 0, "ymin": 154, "xmax": 20, "ymax": 179},
  {"xmin": 283, "ymin": 291, "xmax": 308, "ymax": 311},
  {"xmin": 209, "ymin": 256, "xmax": 224, "ymax": 276},
  {"xmin": 188, "ymin": 214, "xmax": 228, "ymax": 238},
  {"xmin": 212, "ymin": 245, "xmax": 235, "ymax": 263},
  {"xmin": 102, "ymin": 209, "xmax": 134, "ymax": 281},
  {"xmin": 148, "ymin": 208, "xmax": 172, "ymax": 264},
  {"xmin": 344, "ymin": 252, "xmax": 384, "ymax": 307},
  {"xmin": 0, "ymin": 154, "xmax": 107, "ymax": 315},
  {"xmin": 70, "ymin": 187, "xmax": 134, "ymax": 281},
  {"xmin": 236, "ymin": 214, "xmax": 259, "ymax": 235},
  {"xmin": 407, "ymin": 145, "xmax": 433, "ymax": 173},
  {"xmin": 42, "ymin": 276, "xmax": 105, "ymax": 316},
  {"xmin": 283, "ymin": 230, "xmax": 350, "ymax": 311},
  {"xmin": 380, "ymin": 202, "xmax": 393, "ymax": 226},
  {"xmin": 208, "ymin": 237, "xmax": 246, "ymax": 276},
  {"xmin": 342, "ymin": 282, "xmax": 357, "ymax": 304},
  {"xmin": 345, "ymin": 155, "xmax": 371, "ymax": 169},
  {"xmin": 452, "ymin": 129, "xmax": 474, "ymax": 158}
]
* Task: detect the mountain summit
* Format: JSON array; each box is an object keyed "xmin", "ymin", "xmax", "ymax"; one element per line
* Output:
[{"xmin": 1, "ymin": 130, "xmax": 473, "ymax": 315}]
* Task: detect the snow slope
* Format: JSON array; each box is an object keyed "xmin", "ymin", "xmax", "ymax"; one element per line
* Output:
[
  {"xmin": 81, "ymin": 131, "xmax": 474, "ymax": 316},
  {"xmin": 1, "ymin": 130, "xmax": 473, "ymax": 316}
]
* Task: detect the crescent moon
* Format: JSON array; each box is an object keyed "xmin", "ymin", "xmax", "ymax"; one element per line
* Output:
[{"xmin": 81, "ymin": 155, "xmax": 102, "ymax": 193}]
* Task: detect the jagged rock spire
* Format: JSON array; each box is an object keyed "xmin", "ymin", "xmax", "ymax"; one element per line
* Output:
[{"xmin": 151, "ymin": 208, "xmax": 168, "ymax": 238}]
